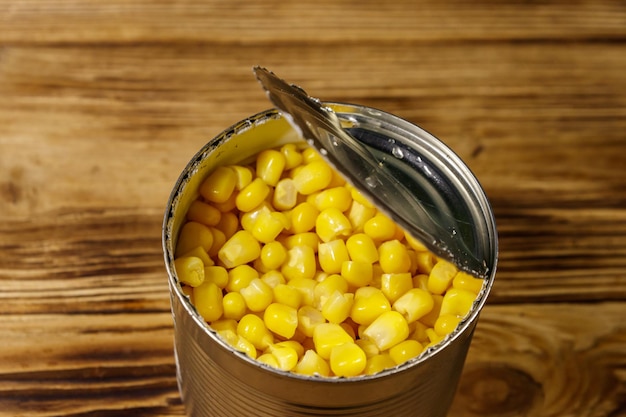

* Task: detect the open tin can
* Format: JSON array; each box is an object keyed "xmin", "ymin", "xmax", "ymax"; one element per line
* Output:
[{"xmin": 163, "ymin": 103, "xmax": 498, "ymax": 417}]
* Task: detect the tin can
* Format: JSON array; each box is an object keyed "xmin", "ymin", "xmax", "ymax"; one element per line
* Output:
[{"xmin": 163, "ymin": 103, "xmax": 498, "ymax": 417}]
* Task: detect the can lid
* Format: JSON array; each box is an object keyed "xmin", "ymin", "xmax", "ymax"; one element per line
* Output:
[{"xmin": 254, "ymin": 67, "xmax": 496, "ymax": 278}]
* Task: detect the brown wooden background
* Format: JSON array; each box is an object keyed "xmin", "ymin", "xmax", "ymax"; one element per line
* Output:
[{"xmin": 1, "ymin": 1, "xmax": 625, "ymax": 416}]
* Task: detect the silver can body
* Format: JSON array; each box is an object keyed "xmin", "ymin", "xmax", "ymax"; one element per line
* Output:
[{"xmin": 163, "ymin": 104, "xmax": 498, "ymax": 417}]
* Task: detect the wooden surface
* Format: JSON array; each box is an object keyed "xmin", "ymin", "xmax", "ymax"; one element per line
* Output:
[{"xmin": 1, "ymin": 1, "xmax": 625, "ymax": 416}]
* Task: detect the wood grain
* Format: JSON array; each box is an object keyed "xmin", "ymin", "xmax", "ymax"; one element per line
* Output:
[{"xmin": 1, "ymin": 0, "xmax": 625, "ymax": 416}]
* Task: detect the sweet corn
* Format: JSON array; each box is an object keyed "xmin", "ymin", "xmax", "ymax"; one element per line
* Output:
[
  {"xmin": 261, "ymin": 270, "xmax": 286, "ymax": 288},
  {"xmin": 453, "ymin": 271, "xmax": 484, "ymax": 294},
  {"xmin": 321, "ymin": 291, "xmax": 354, "ymax": 324},
  {"xmin": 281, "ymin": 245, "xmax": 316, "ymax": 281},
  {"xmin": 414, "ymin": 251, "xmax": 436, "ymax": 274},
  {"xmin": 218, "ymin": 230, "xmax": 261, "ymax": 268},
  {"xmin": 313, "ymin": 323, "xmax": 354, "ymax": 360},
  {"xmin": 318, "ymin": 239, "xmax": 350, "ymax": 274},
  {"xmin": 312, "ymin": 187, "xmax": 352, "ymax": 212},
  {"xmin": 292, "ymin": 160, "xmax": 333, "ymax": 195},
  {"xmin": 226, "ymin": 264, "xmax": 259, "ymax": 292},
  {"xmin": 231, "ymin": 165, "xmax": 254, "ymax": 190},
  {"xmin": 260, "ymin": 241, "xmax": 287, "ymax": 270},
  {"xmin": 363, "ymin": 213, "xmax": 396, "ymax": 241},
  {"xmin": 293, "ymin": 349, "xmax": 330, "ymax": 377},
  {"xmin": 251, "ymin": 210, "xmax": 287, "ymax": 244},
  {"xmin": 222, "ymin": 291, "xmax": 247, "ymax": 320},
  {"xmin": 363, "ymin": 311, "xmax": 409, "ymax": 351},
  {"xmin": 297, "ymin": 305, "xmax": 326, "ymax": 338},
  {"xmin": 208, "ymin": 227, "xmax": 226, "ymax": 258},
  {"xmin": 288, "ymin": 278, "xmax": 317, "ymax": 306},
  {"xmin": 301, "ymin": 147, "xmax": 323, "ymax": 164},
  {"xmin": 240, "ymin": 278, "xmax": 274, "ymax": 312},
  {"xmin": 256, "ymin": 149, "xmax": 286, "ymax": 187},
  {"xmin": 174, "ymin": 256, "xmax": 205, "ymax": 287},
  {"xmin": 314, "ymin": 274, "xmax": 349, "ymax": 308},
  {"xmin": 215, "ymin": 211, "xmax": 239, "ymax": 240},
  {"xmin": 274, "ymin": 340, "xmax": 305, "ymax": 359},
  {"xmin": 212, "ymin": 190, "xmax": 238, "ymax": 213},
  {"xmin": 378, "ymin": 240, "xmax": 411, "ymax": 274},
  {"xmin": 273, "ymin": 178, "xmax": 298, "ymax": 211},
  {"xmin": 280, "ymin": 232, "xmax": 320, "ymax": 252},
  {"xmin": 419, "ymin": 294, "xmax": 443, "ymax": 327},
  {"xmin": 235, "ymin": 335, "xmax": 257, "ymax": 359},
  {"xmin": 380, "ymin": 272, "xmax": 413, "ymax": 304},
  {"xmin": 345, "ymin": 233, "xmax": 378, "ymax": 264},
  {"xmin": 199, "ymin": 166, "xmax": 237, "ymax": 203},
  {"xmin": 257, "ymin": 353, "xmax": 279, "ymax": 368},
  {"xmin": 266, "ymin": 344, "xmax": 298, "ymax": 371},
  {"xmin": 393, "ymin": 288, "xmax": 434, "ymax": 323},
  {"xmin": 204, "ymin": 265, "xmax": 229, "ymax": 288},
  {"xmin": 427, "ymin": 260, "xmax": 458, "ymax": 295},
  {"xmin": 194, "ymin": 282, "xmax": 223, "ymax": 322},
  {"xmin": 389, "ymin": 339, "xmax": 423, "ymax": 365},
  {"xmin": 264, "ymin": 302, "xmax": 298, "ymax": 339},
  {"xmin": 237, "ymin": 314, "xmax": 273, "ymax": 350},
  {"xmin": 273, "ymin": 283, "xmax": 302, "ymax": 310},
  {"xmin": 440, "ymin": 288, "xmax": 476, "ymax": 318},
  {"xmin": 236, "ymin": 177, "xmax": 271, "ymax": 212},
  {"xmin": 434, "ymin": 314, "xmax": 461, "ymax": 337},
  {"xmin": 175, "ymin": 221, "xmax": 214, "ymax": 257},
  {"xmin": 289, "ymin": 202, "xmax": 319, "ymax": 234},
  {"xmin": 348, "ymin": 200, "xmax": 377, "ymax": 232},
  {"xmin": 180, "ymin": 246, "xmax": 214, "ymax": 268},
  {"xmin": 350, "ymin": 287, "xmax": 391, "ymax": 325},
  {"xmin": 355, "ymin": 338, "xmax": 380, "ymax": 358},
  {"xmin": 350, "ymin": 187, "xmax": 374, "ymax": 208},
  {"xmin": 341, "ymin": 261, "xmax": 373, "ymax": 288},
  {"xmin": 187, "ymin": 200, "xmax": 221, "ymax": 226},
  {"xmin": 280, "ymin": 143, "xmax": 304, "ymax": 170},
  {"xmin": 316, "ymin": 208, "xmax": 353, "ymax": 243},
  {"xmin": 364, "ymin": 353, "xmax": 396, "ymax": 375},
  {"xmin": 329, "ymin": 343, "xmax": 366, "ymax": 377}
]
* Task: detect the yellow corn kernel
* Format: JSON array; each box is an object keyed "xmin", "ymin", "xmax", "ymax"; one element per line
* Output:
[
  {"xmin": 212, "ymin": 190, "xmax": 238, "ymax": 212},
  {"xmin": 193, "ymin": 281, "xmax": 223, "ymax": 322},
  {"xmin": 378, "ymin": 240, "xmax": 412, "ymax": 274},
  {"xmin": 350, "ymin": 187, "xmax": 375, "ymax": 208},
  {"xmin": 392, "ymin": 288, "xmax": 434, "ymax": 323},
  {"xmin": 345, "ymin": 233, "xmax": 379, "ymax": 264},
  {"xmin": 199, "ymin": 166, "xmax": 237, "ymax": 204},
  {"xmin": 420, "ymin": 294, "xmax": 443, "ymax": 327},
  {"xmin": 312, "ymin": 187, "xmax": 352, "ymax": 212},
  {"xmin": 289, "ymin": 202, "xmax": 319, "ymax": 234},
  {"xmin": 340, "ymin": 321, "xmax": 357, "ymax": 340},
  {"xmin": 175, "ymin": 221, "xmax": 214, "ymax": 257},
  {"xmin": 364, "ymin": 353, "xmax": 396, "ymax": 375},
  {"xmin": 288, "ymin": 278, "xmax": 317, "ymax": 306},
  {"xmin": 313, "ymin": 323, "xmax": 354, "ymax": 360},
  {"xmin": 240, "ymin": 278, "xmax": 273, "ymax": 312},
  {"xmin": 236, "ymin": 177, "xmax": 271, "ymax": 212},
  {"xmin": 237, "ymin": 314, "xmax": 273, "ymax": 350},
  {"xmin": 427, "ymin": 260, "xmax": 458, "ymax": 295},
  {"xmin": 389, "ymin": 340, "xmax": 424, "ymax": 365},
  {"xmin": 350, "ymin": 287, "xmax": 391, "ymax": 325},
  {"xmin": 321, "ymin": 291, "xmax": 354, "ymax": 324},
  {"xmin": 218, "ymin": 230, "xmax": 261, "ymax": 268},
  {"xmin": 341, "ymin": 260, "xmax": 373, "ymax": 288},
  {"xmin": 452, "ymin": 271, "xmax": 484, "ymax": 294},
  {"xmin": 215, "ymin": 211, "xmax": 239, "ymax": 240},
  {"xmin": 235, "ymin": 335, "xmax": 257, "ymax": 359},
  {"xmin": 294, "ymin": 349, "xmax": 331, "ymax": 377},
  {"xmin": 207, "ymin": 227, "xmax": 226, "ymax": 258},
  {"xmin": 273, "ymin": 283, "xmax": 302, "ymax": 310},
  {"xmin": 222, "ymin": 291, "xmax": 247, "ymax": 320},
  {"xmin": 434, "ymin": 314, "xmax": 462, "ymax": 337},
  {"xmin": 347, "ymin": 200, "xmax": 377, "ymax": 232},
  {"xmin": 187, "ymin": 200, "xmax": 222, "ymax": 226},
  {"xmin": 216, "ymin": 329, "xmax": 238, "ymax": 346},
  {"xmin": 210, "ymin": 319, "xmax": 238, "ymax": 334},
  {"xmin": 251, "ymin": 210, "xmax": 288, "ymax": 244},
  {"xmin": 273, "ymin": 178, "xmax": 298, "ymax": 211},
  {"xmin": 280, "ymin": 143, "xmax": 304, "ymax": 170},
  {"xmin": 314, "ymin": 274, "xmax": 349, "ymax": 308},
  {"xmin": 412, "ymin": 273, "xmax": 429, "ymax": 291},
  {"xmin": 260, "ymin": 241, "xmax": 288, "ymax": 270},
  {"xmin": 274, "ymin": 340, "xmax": 305, "ymax": 359},
  {"xmin": 257, "ymin": 353, "xmax": 279, "ymax": 368},
  {"xmin": 330, "ymin": 343, "xmax": 366, "ymax": 377},
  {"xmin": 301, "ymin": 147, "xmax": 323, "ymax": 164},
  {"xmin": 409, "ymin": 321, "xmax": 430, "ymax": 343},
  {"xmin": 180, "ymin": 246, "xmax": 214, "ymax": 268},
  {"xmin": 380, "ymin": 272, "xmax": 413, "ymax": 304},
  {"xmin": 327, "ymin": 168, "xmax": 347, "ymax": 188},
  {"xmin": 425, "ymin": 328, "xmax": 445, "ymax": 347},
  {"xmin": 265, "ymin": 344, "xmax": 298, "ymax": 371},
  {"xmin": 363, "ymin": 311, "xmax": 410, "ymax": 351},
  {"xmin": 256, "ymin": 149, "xmax": 286, "ymax": 187},
  {"xmin": 204, "ymin": 265, "xmax": 229, "ymax": 288},
  {"xmin": 174, "ymin": 256, "xmax": 205, "ymax": 287},
  {"xmin": 406, "ymin": 249, "xmax": 418, "ymax": 275},
  {"xmin": 363, "ymin": 213, "xmax": 397, "ymax": 241},
  {"xmin": 297, "ymin": 305, "xmax": 326, "ymax": 338},
  {"xmin": 355, "ymin": 338, "xmax": 380, "ymax": 358},
  {"xmin": 226, "ymin": 264, "xmax": 258, "ymax": 292},
  {"xmin": 280, "ymin": 232, "xmax": 320, "ymax": 253},
  {"xmin": 264, "ymin": 303, "xmax": 298, "ymax": 339},
  {"xmin": 230, "ymin": 165, "xmax": 253, "ymax": 190},
  {"xmin": 240, "ymin": 203, "xmax": 270, "ymax": 232},
  {"xmin": 261, "ymin": 270, "xmax": 286, "ymax": 288},
  {"xmin": 281, "ymin": 245, "xmax": 316, "ymax": 281},
  {"xmin": 405, "ymin": 233, "xmax": 428, "ymax": 252},
  {"xmin": 415, "ymin": 251, "xmax": 436, "ymax": 274},
  {"xmin": 292, "ymin": 160, "xmax": 333, "ymax": 195},
  {"xmin": 440, "ymin": 288, "xmax": 477, "ymax": 318},
  {"xmin": 316, "ymin": 208, "xmax": 353, "ymax": 243},
  {"xmin": 318, "ymin": 239, "xmax": 350, "ymax": 274}
]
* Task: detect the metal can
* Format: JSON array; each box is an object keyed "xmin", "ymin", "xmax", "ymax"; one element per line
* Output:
[{"xmin": 162, "ymin": 103, "xmax": 498, "ymax": 417}]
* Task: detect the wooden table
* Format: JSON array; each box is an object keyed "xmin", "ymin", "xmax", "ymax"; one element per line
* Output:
[{"xmin": 1, "ymin": 1, "xmax": 625, "ymax": 416}]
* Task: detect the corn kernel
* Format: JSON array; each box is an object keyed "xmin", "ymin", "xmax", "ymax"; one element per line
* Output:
[
  {"xmin": 216, "ymin": 329, "xmax": 238, "ymax": 346},
  {"xmin": 226, "ymin": 264, "xmax": 259, "ymax": 292},
  {"xmin": 363, "ymin": 311, "xmax": 409, "ymax": 351},
  {"xmin": 236, "ymin": 177, "xmax": 271, "ymax": 212},
  {"xmin": 257, "ymin": 353, "xmax": 280, "ymax": 368},
  {"xmin": 301, "ymin": 147, "xmax": 323, "ymax": 164},
  {"xmin": 415, "ymin": 251, "xmax": 436, "ymax": 274},
  {"xmin": 313, "ymin": 323, "xmax": 354, "ymax": 360},
  {"xmin": 440, "ymin": 288, "xmax": 477, "ymax": 318},
  {"xmin": 174, "ymin": 256, "xmax": 205, "ymax": 287},
  {"xmin": 289, "ymin": 202, "xmax": 319, "ymax": 234},
  {"xmin": 212, "ymin": 190, "xmax": 238, "ymax": 213},
  {"xmin": 378, "ymin": 240, "xmax": 411, "ymax": 274},
  {"xmin": 175, "ymin": 221, "xmax": 214, "ymax": 257},
  {"xmin": 193, "ymin": 281, "xmax": 223, "ymax": 322},
  {"xmin": 427, "ymin": 260, "xmax": 458, "ymax": 295},
  {"xmin": 210, "ymin": 319, "xmax": 238, "ymax": 334},
  {"xmin": 204, "ymin": 265, "xmax": 229, "ymax": 288},
  {"xmin": 318, "ymin": 239, "xmax": 350, "ymax": 274},
  {"xmin": 251, "ymin": 210, "xmax": 287, "ymax": 244},
  {"xmin": 280, "ymin": 143, "xmax": 304, "ymax": 170},
  {"xmin": 237, "ymin": 314, "xmax": 273, "ymax": 350},
  {"xmin": 347, "ymin": 200, "xmax": 377, "ymax": 232},
  {"xmin": 260, "ymin": 241, "xmax": 288, "ymax": 270},
  {"xmin": 341, "ymin": 261, "xmax": 373, "ymax": 287},
  {"xmin": 273, "ymin": 178, "xmax": 298, "ymax": 211},
  {"xmin": 264, "ymin": 303, "xmax": 298, "ymax": 339},
  {"xmin": 256, "ymin": 149, "xmax": 286, "ymax": 187},
  {"xmin": 350, "ymin": 287, "xmax": 390, "ymax": 325},
  {"xmin": 215, "ymin": 212, "xmax": 239, "ymax": 242},
  {"xmin": 350, "ymin": 187, "xmax": 374, "ymax": 208},
  {"xmin": 364, "ymin": 213, "xmax": 396, "ymax": 241},
  {"xmin": 316, "ymin": 208, "xmax": 353, "ymax": 243},
  {"xmin": 452, "ymin": 271, "xmax": 484, "ymax": 294},
  {"xmin": 222, "ymin": 291, "xmax": 247, "ymax": 320},
  {"xmin": 412, "ymin": 274, "xmax": 429, "ymax": 291},
  {"xmin": 187, "ymin": 200, "xmax": 221, "ymax": 226},
  {"xmin": 420, "ymin": 294, "xmax": 443, "ymax": 327},
  {"xmin": 389, "ymin": 339, "xmax": 423, "ymax": 365},
  {"xmin": 345, "ymin": 233, "xmax": 378, "ymax": 264},
  {"xmin": 405, "ymin": 233, "xmax": 428, "ymax": 252},
  {"xmin": 393, "ymin": 288, "xmax": 434, "ymax": 323},
  {"xmin": 235, "ymin": 335, "xmax": 257, "ymax": 359},
  {"xmin": 292, "ymin": 160, "xmax": 333, "ymax": 195},
  {"xmin": 266, "ymin": 344, "xmax": 298, "ymax": 371},
  {"xmin": 274, "ymin": 340, "xmax": 305, "ymax": 359},
  {"xmin": 330, "ymin": 343, "xmax": 366, "ymax": 377},
  {"xmin": 273, "ymin": 283, "xmax": 302, "ymax": 310},
  {"xmin": 321, "ymin": 291, "xmax": 354, "ymax": 324},
  {"xmin": 340, "ymin": 321, "xmax": 357, "ymax": 340},
  {"xmin": 240, "ymin": 203, "xmax": 271, "ymax": 232},
  {"xmin": 180, "ymin": 246, "xmax": 214, "ymax": 268},
  {"xmin": 355, "ymin": 338, "xmax": 380, "ymax": 358},
  {"xmin": 434, "ymin": 314, "xmax": 462, "ymax": 337},
  {"xmin": 314, "ymin": 274, "xmax": 349, "ymax": 308},
  {"xmin": 281, "ymin": 245, "xmax": 316, "ymax": 281},
  {"xmin": 288, "ymin": 278, "xmax": 317, "ymax": 306},
  {"xmin": 312, "ymin": 187, "xmax": 352, "ymax": 212},
  {"xmin": 230, "ymin": 165, "xmax": 254, "ymax": 190},
  {"xmin": 425, "ymin": 328, "xmax": 445, "ymax": 347},
  {"xmin": 297, "ymin": 305, "xmax": 326, "ymax": 338},
  {"xmin": 294, "ymin": 349, "xmax": 330, "ymax": 377},
  {"xmin": 409, "ymin": 321, "xmax": 429, "ymax": 343},
  {"xmin": 218, "ymin": 230, "xmax": 261, "ymax": 268},
  {"xmin": 240, "ymin": 278, "xmax": 274, "ymax": 312},
  {"xmin": 208, "ymin": 227, "xmax": 226, "ymax": 258},
  {"xmin": 380, "ymin": 272, "xmax": 413, "ymax": 304},
  {"xmin": 199, "ymin": 166, "xmax": 237, "ymax": 203},
  {"xmin": 261, "ymin": 270, "xmax": 286, "ymax": 288},
  {"xmin": 364, "ymin": 353, "xmax": 396, "ymax": 375},
  {"xmin": 280, "ymin": 232, "xmax": 320, "ymax": 252}
]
